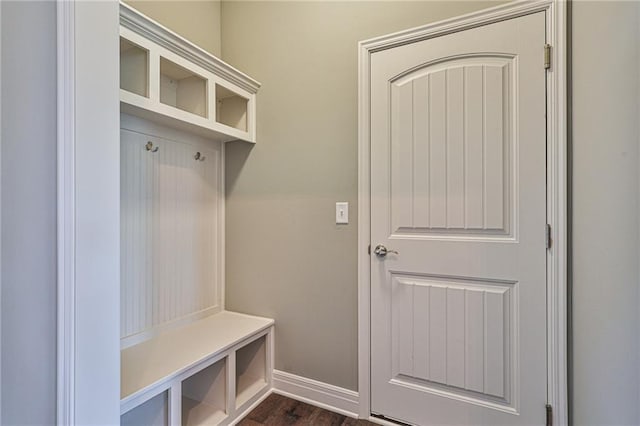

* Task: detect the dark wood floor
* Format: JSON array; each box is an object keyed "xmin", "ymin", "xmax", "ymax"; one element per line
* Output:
[{"xmin": 237, "ymin": 393, "xmax": 378, "ymax": 425}]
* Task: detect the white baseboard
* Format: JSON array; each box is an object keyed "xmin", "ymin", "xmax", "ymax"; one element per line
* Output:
[{"xmin": 272, "ymin": 370, "xmax": 360, "ymax": 418}]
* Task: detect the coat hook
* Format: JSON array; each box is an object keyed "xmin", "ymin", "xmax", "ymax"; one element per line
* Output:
[
  {"xmin": 145, "ymin": 141, "xmax": 159, "ymax": 153},
  {"xmin": 194, "ymin": 152, "xmax": 206, "ymax": 161}
]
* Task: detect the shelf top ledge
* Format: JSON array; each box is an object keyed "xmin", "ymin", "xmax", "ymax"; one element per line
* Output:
[{"xmin": 120, "ymin": 1, "xmax": 261, "ymax": 94}]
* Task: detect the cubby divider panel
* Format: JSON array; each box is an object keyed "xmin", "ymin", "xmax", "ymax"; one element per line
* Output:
[
  {"xmin": 121, "ymin": 391, "xmax": 168, "ymax": 426},
  {"xmin": 182, "ymin": 358, "xmax": 228, "ymax": 426}
]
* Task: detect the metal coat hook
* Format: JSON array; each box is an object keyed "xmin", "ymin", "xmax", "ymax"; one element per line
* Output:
[
  {"xmin": 145, "ymin": 141, "xmax": 159, "ymax": 153},
  {"xmin": 194, "ymin": 152, "xmax": 206, "ymax": 161}
]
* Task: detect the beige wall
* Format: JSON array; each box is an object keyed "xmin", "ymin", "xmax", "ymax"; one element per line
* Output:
[
  {"xmin": 571, "ymin": 1, "xmax": 640, "ymax": 424},
  {"xmin": 221, "ymin": 1, "xmax": 504, "ymax": 391},
  {"xmin": 125, "ymin": 0, "xmax": 222, "ymax": 57},
  {"xmin": 1, "ymin": 1, "xmax": 57, "ymax": 423}
]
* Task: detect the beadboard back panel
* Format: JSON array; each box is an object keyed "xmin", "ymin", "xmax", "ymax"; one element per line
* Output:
[{"xmin": 120, "ymin": 115, "xmax": 223, "ymax": 347}]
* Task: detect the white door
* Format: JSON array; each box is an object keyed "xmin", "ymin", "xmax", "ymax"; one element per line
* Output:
[{"xmin": 370, "ymin": 12, "xmax": 547, "ymax": 426}]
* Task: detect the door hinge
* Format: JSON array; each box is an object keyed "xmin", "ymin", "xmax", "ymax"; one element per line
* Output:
[
  {"xmin": 544, "ymin": 44, "xmax": 552, "ymax": 70},
  {"xmin": 546, "ymin": 404, "xmax": 553, "ymax": 426},
  {"xmin": 368, "ymin": 245, "xmax": 371, "ymax": 255},
  {"xmin": 546, "ymin": 224, "xmax": 552, "ymax": 249}
]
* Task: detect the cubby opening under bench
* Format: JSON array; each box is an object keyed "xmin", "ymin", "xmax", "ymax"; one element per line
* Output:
[{"xmin": 119, "ymin": 4, "xmax": 273, "ymax": 425}]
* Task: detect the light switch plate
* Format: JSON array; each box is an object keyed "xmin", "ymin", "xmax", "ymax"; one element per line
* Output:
[{"xmin": 336, "ymin": 202, "xmax": 349, "ymax": 224}]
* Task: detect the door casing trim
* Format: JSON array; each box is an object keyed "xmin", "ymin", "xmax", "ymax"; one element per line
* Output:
[
  {"xmin": 357, "ymin": 1, "xmax": 568, "ymax": 424},
  {"xmin": 57, "ymin": 2, "xmax": 76, "ymax": 423}
]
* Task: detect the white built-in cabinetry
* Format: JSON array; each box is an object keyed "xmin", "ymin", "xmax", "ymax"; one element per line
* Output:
[
  {"xmin": 119, "ymin": 4, "xmax": 272, "ymax": 425},
  {"xmin": 120, "ymin": 3, "xmax": 257, "ymax": 143}
]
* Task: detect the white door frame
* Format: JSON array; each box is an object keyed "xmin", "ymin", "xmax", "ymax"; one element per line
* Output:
[
  {"xmin": 357, "ymin": 1, "xmax": 568, "ymax": 424},
  {"xmin": 57, "ymin": 2, "xmax": 75, "ymax": 422}
]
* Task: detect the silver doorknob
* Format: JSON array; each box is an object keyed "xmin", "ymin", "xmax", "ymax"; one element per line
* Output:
[{"xmin": 374, "ymin": 244, "xmax": 398, "ymax": 257}]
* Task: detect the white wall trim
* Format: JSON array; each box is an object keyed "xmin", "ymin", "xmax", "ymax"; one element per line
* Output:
[
  {"xmin": 272, "ymin": 370, "xmax": 360, "ymax": 419},
  {"xmin": 357, "ymin": 0, "xmax": 568, "ymax": 424},
  {"xmin": 56, "ymin": 1, "xmax": 76, "ymax": 423},
  {"xmin": 57, "ymin": 2, "xmax": 121, "ymax": 423}
]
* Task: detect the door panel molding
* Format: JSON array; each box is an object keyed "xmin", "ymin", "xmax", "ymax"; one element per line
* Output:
[
  {"xmin": 358, "ymin": 0, "xmax": 567, "ymax": 423},
  {"xmin": 388, "ymin": 55, "xmax": 516, "ymax": 239},
  {"xmin": 389, "ymin": 275, "xmax": 518, "ymax": 411}
]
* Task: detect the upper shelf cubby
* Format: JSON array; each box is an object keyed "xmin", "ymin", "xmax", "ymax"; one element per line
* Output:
[
  {"xmin": 120, "ymin": 38, "xmax": 149, "ymax": 98},
  {"xmin": 160, "ymin": 57, "xmax": 208, "ymax": 118},
  {"xmin": 216, "ymin": 84, "xmax": 249, "ymax": 132},
  {"xmin": 119, "ymin": 2, "xmax": 260, "ymax": 143}
]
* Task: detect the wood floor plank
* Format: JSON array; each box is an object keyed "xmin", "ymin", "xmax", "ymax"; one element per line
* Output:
[
  {"xmin": 307, "ymin": 406, "xmax": 347, "ymax": 425},
  {"xmin": 237, "ymin": 419, "xmax": 263, "ymax": 426},
  {"xmin": 341, "ymin": 416, "xmax": 378, "ymax": 426},
  {"xmin": 238, "ymin": 394, "xmax": 378, "ymax": 426},
  {"xmin": 264, "ymin": 396, "xmax": 316, "ymax": 425},
  {"xmin": 242, "ymin": 393, "xmax": 288, "ymax": 423}
]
